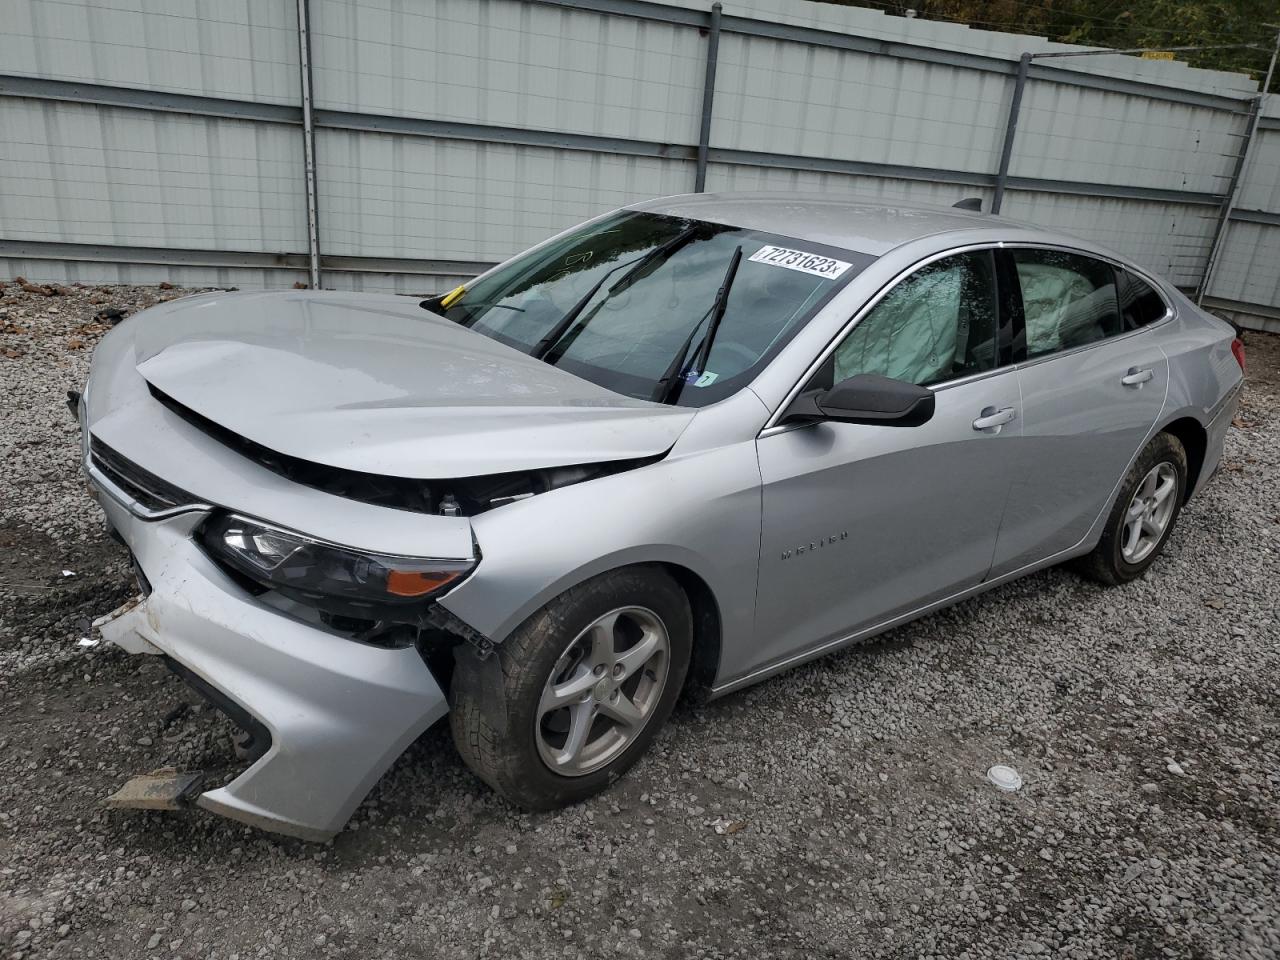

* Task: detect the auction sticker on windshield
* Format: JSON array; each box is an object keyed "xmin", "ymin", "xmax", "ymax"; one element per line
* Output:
[{"xmin": 748, "ymin": 245, "xmax": 853, "ymax": 280}]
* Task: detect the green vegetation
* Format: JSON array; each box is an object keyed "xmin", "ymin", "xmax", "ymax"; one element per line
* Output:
[{"xmin": 821, "ymin": 1, "xmax": 1279, "ymax": 89}]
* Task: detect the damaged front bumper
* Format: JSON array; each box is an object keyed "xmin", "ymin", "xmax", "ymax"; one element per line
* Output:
[{"xmin": 91, "ymin": 493, "xmax": 450, "ymax": 841}]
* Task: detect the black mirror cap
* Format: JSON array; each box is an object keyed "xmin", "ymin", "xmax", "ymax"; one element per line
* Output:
[{"xmin": 783, "ymin": 373, "xmax": 936, "ymax": 427}]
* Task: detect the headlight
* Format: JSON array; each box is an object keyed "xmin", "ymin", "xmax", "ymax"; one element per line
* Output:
[{"xmin": 199, "ymin": 513, "xmax": 475, "ymax": 622}]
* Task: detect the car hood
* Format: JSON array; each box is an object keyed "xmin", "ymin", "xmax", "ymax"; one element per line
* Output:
[{"xmin": 131, "ymin": 290, "xmax": 695, "ymax": 478}]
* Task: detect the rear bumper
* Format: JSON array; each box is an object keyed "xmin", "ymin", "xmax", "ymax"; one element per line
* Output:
[
  {"xmin": 91, "ymin": 491, "xmax": 449, "ymax": 841},
  {"xmin": 1194, "ymin": 379, "xmax": 1242, "ymax": 497}
]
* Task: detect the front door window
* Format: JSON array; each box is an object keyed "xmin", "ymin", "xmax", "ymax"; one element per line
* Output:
[{"xmin": 833, "ymin": 250, "xmax": 999, "ymax": 387}]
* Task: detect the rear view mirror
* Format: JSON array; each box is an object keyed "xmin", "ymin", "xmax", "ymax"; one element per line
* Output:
[{"xmin": 783, "ymin": 373, "xmax": 935, "ymax": 427}]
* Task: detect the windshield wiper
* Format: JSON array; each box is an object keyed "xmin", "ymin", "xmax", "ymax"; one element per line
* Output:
[
  {"xmin": 419, "ymin": 295, "xmax": 525, "ymax": 321},
  {"xmin": 531, "ymin": 224, "xmax": 701, "ymax": 361},
  {"xmin": 652, "ymin": 245, "xmax": 743, "ymax": 405},
  {"xmin": 455, "ymin": 300, "xmax": 525, "ymax": 312}
]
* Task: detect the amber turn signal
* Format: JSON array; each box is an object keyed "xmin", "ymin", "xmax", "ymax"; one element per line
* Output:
[{"xmin": 385, "ymin": 569, "xmax": 461, "ymax": 597}]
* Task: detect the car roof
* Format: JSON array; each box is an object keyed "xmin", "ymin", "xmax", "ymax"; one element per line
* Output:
[{"xmin": 626, "ymin": 191, "xmax": 1032, "ymax": 257}]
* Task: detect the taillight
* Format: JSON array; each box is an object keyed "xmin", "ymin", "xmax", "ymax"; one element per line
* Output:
[{"xmin": 1230, "ymin": 338, "xmax": 1246, "ymax": 375}]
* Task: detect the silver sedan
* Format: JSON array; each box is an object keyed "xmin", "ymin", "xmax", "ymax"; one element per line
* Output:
[{"xmin": 76, "ymin": 193, "xmax": 1244, "ymax": 839}]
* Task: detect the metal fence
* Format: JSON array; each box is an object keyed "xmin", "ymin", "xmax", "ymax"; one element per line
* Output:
[{"xmin": 1, "ymin": 0, "xmax": 1277, "ymax": 330}]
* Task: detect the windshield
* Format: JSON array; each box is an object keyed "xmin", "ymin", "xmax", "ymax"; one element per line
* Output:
[{"xmin": 427, "ymin": 211, "xmax": 873, "ymax": 406}]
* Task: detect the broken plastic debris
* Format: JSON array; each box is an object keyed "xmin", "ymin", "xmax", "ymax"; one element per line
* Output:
[
  {"xmin": 986, "ymin": 765, "xmax": 1023, "ymax": 792},
  {"xmin": 76, "ymin": 636, "xmax": 99, "ymax": 648},
  {"xmin": 711, "ymin": 817, "xmax": 748, "ymax": 835},
  {"xmin": 105, "ymin": 768, "xmax": 204, "ymax": 811},
  {"xmin": 61, "ymin": 570, "xmax": 76, "ymax": 577}
]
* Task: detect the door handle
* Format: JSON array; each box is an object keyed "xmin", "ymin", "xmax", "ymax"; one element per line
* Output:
[
  {"xmin": 1121, "ymin": 367, "xmax": 1154, "ymax": 387},
  {"xmin": 972, "ymin": 406, "xmax": 1016, "ymax": 431}
]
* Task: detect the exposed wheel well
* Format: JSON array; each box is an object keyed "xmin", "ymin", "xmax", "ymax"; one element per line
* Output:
[
  {"xmin": 1160, "ymin": 417, "xmax": 1207, "ymax": 501},
  {"xmin": 654, "ymin": 563, "xmax": 722, "ymax": 700}
]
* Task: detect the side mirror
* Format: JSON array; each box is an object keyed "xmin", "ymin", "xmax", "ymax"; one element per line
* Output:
[{"xmin": 783, "ymin": 373, "xmax": 935, "ymax": 427}]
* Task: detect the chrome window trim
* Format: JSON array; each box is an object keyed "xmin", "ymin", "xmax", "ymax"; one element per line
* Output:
[
  {"xmin": 997, "ymin": 240, "xmax": 1173, "ymax": 319},
  {"xmin": 760, "ymin": 239, "xmax": 1174, "ymax": 436},
  {"xmin": 1013, "ymin": 314, "xmax": 1171, "ymax": 372}
]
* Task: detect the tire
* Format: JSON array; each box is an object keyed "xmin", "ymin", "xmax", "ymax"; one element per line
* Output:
[
  {"xmin": 1076, "ymin": 431, "xmax": 1187, "ymax": 586},
  {"xmin": 450, "ymin": 566, "xmax": 692, "ymax": 810}
]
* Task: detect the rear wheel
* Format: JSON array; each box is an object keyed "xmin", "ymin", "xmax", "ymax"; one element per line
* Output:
[
  {"xmin": 450, "ymin": 567, "xmax": 691, "ymax": 809},
  {"xmin": 1076, "ymin": 431, "xmax": 1186, "ymax": 585}
]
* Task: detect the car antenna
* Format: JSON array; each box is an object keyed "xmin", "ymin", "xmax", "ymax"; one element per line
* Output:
[{"xmin": 953, "ymin": 197, "xmax": 983, "ymax": 212}]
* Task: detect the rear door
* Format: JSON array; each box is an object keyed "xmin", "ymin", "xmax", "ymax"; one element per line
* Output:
[
  {"xmin": 990, "ymin": 248, "xmax": 1169, "ymax": 575},
  {"xmin": 748, "ymin": 249, "xmax": 1021, "ymax": 678}
]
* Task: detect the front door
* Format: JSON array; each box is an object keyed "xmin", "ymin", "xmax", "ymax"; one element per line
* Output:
[{"xmin": 745, "ymin": 249, "xmax": 1020, "ymax": 681}]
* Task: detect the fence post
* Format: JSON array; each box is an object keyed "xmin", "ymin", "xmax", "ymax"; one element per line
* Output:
[
  {"xmin": 1198, "ymin": 25, "xmax": 1279, "ymax": 304},
  {"xmin": 296, "ymin": 0, "xmax": 322, "ymax": 288},
  {"xmin": 1197, "ymin": 95, "xmax": 1262, "ymax": 306},
  {"xmin": 991, "ymin": 52, "xmax": 1031, "ymax": 215},
  {"xmin": 694, "ymin": 2, "xmax": 722, "ymax": 192}
]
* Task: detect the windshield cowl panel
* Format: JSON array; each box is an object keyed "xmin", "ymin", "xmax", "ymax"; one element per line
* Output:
[{"xmin": 430, "ymin": 211, "xmax": 876, "ymax": 407}]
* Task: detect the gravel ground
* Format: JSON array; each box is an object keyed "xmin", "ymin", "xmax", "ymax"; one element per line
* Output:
[{"xmin": 1, "ymin": 278, "xmax": 1277, "ymax": 960}]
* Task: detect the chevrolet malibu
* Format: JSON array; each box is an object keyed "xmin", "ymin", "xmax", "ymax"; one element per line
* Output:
[{"xmin": 75, "ymin": 193, "xmax": 1244, "ymax": 840}]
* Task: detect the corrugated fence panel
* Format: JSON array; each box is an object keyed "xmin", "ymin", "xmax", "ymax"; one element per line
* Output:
[
  {"xmin": 704, "ymin": 161, "xmax": 989, "ymax": 210},
  {"xmin": 1013, "ymin": 83, "xmax": 1245, "ymax": 196},
  {"xmin": 711, "ymin": 32, "xmax": 1008, "ymax": 175},
  {"xmin": 999, "ymin": 191, "xmax": 1217, "ymax": 287},
  {"xmin": 1207, "ymin": 221, "xmax": 1280, "ymax": 309},
  {"xmin": 669, "ymin": 0, "xmax": 1257, "ymax": 99},
  {"xmin": 1234, "ymin": 127, "xmax": 1280, "ymax": 214},
  {"xmin": 0, "ymin": 0, "xmax": 1276, "ymax": 324},
  {"xmin": 0, "ymin": 259, "xmax": 306, "ymax": 290},
  {"xmin": 317, "ymin": 129, "xmax": 696, "ymax": 262},
  {"xmin": 0, "ymin": 99, "xmax": 306, "ymax": 252},
  {"xmin": 1, "ymin": 0, "xmax": 299, "ymax": 103},
  {"xmin": 310, "ymin": 0, "xmax": 706, "ymax": 145},
  {"xmin": 1203, "ymin": 97, "xmax": 1280, "ymax": 311}
]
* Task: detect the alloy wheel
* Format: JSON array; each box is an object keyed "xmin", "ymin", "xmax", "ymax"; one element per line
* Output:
[
  {"xmin": 1121, "ymin": 461, "xmax": 1178, "ymax": 564},
  {"xmin": 535, "ymin": 606, "xmax": 670, "ymax": 777}
]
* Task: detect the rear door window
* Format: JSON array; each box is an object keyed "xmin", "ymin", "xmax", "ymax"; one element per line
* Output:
[
  {"xmin": 1115, "ymin": 268, "xmax": 1169, "ymax": 330},
  {"xmin": 1013, "ymin": 249, "xmax": 1122, "ymax": 359}
]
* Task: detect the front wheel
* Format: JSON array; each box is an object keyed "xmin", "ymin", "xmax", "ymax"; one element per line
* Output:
[
  {"xmin": 450, "ymin": 567, "xmax": 691, "ymax": 810},
  {"xmin": 1076, "ymin": 431, "xmax": 1187, "ymax": 585}
]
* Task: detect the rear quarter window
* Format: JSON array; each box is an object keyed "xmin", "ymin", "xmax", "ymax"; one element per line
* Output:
[{"xmin": 1115, "ymin": 268, "xmax": 1169, "ymax": 330}]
